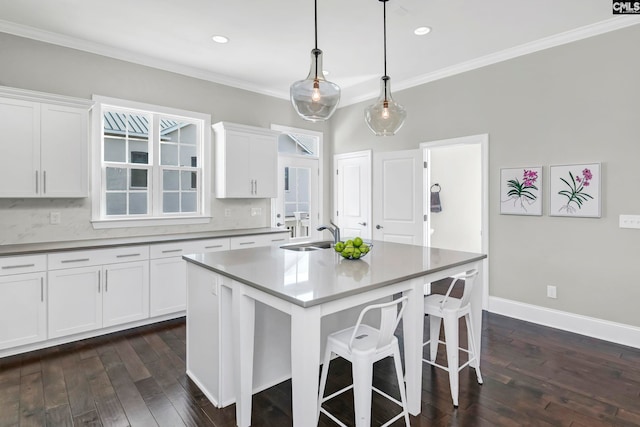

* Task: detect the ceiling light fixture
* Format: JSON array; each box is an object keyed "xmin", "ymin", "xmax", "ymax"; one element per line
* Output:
[
  {"xmin": 290, "ymin": 0, "xmax": 340, "ymax": 121},
  {"xmin": 414, "ymin": 26, "xmax": 431, "ymax": 36},
  {"xmin": 365, "ymin": 0, "xmax": 407, "ymax": 136},
  {"xmin": 212, "ymin": 35, "xmax": 229, "ymax": 44}
]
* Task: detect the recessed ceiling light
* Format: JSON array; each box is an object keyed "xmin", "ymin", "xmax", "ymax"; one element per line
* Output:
[
  {"xmin": 212, "ymin": 35, "xmax": 229, "ymax": 44},
  {"xmin": 414, "ymin": 26, "xmax": 431, "ymax": 36}
]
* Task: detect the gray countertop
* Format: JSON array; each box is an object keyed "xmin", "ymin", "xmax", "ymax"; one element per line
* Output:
[
  {"xmin": 0, "ymin": 228, "xmax": 289, "ymax": 256},
  {"xmin": 183, "ymin": 241, "xmax": 487, "ymax": 307}
]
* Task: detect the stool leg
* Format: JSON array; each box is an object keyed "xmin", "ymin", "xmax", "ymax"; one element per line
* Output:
[
  {"xmin": 392, "ymin": 345, "xmax": 411, "ymax": 427},
  {"xmin": 465, "ymin": 313, "xmax": 483, "ymax": 384},
  {"xmin": 317, "ymin": 345, "xmax": 333, "ymax": 421},
  {"xmin": 429, "ymin": 315, "xmax": 442, "ymax": 362},
  {"xmin": 442, "ymin": 314, "xmax": 459, "ymax": 407},
  {"xmin": 352, "ymin": 357, "xmax": 374, "ymax": 427}
]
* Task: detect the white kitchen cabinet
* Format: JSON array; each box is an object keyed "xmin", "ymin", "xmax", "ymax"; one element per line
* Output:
[
  {"xmin": 48, "ymin": 246, "xmax": 150, "ymax": 339},
  {"xmin": 213, "ymin": 122, "xmax": 279, "ymax": 198},
  {"xmin": 0, "ymin": 255, "xmax": 47, "ymax": 350},
  {"xmin": 0, "ymin": 87, "xmax": 92, "ymax": 198},
  {"xmin": 149, "ymin": 238, "xmax": 230, "ymax": 317},
  {"xmin": 229, "ymin": 233, "xmax": 289, "ymax": 250}
]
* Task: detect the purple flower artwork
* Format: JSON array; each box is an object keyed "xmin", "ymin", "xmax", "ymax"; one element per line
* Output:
[
  {"xmin": 550, "ymin": 163, "xmax": 601, "ymax": 218},
  {"xmin": 500, "ymin": 167, "xmax": 542, "ymax": 215}
]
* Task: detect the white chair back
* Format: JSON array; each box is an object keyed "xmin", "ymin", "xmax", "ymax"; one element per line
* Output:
[
  {"xmin": 439, "ymin": 269, "xmax": 479, "ymax": 310},
  {"xmin": 348, "ymin": 296, "xmax": 408, "ymax": 352}
]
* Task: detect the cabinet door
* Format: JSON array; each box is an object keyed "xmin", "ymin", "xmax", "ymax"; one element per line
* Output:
[
  {"xmin": 103, "ymin": 261, "xmax": 149, "ymax": 327},
  {"xmin": 48, "ymin": 267, "xmax": 102, "ymax": 339},
  {"xmin": 250, "ymin": 134, "xmax": 277, "ymax": 198},
  {"xmin": 0, "ymin": 98, "xmax": 40, "ymax": 197},
  {"xmin": 0, "ymin": 273, "xmax": 47, "ymax": 350},
  {"xmin": 40, "ymin": 104, "xmax": 88, "ymax": 197},
  {"xmin": 149, "ymin": 257, "xmax": 186, "ymax": 317},
  {"xmin": 223, "ymin": 131, "xmax": 251, "ymax": 197}
]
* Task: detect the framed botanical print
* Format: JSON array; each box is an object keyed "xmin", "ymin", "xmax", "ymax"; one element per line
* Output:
[
  {"xmin": 500, "ymin": 167, "xmax": 542, "ymax": 216},
  {"xmin": 549, "ymin": 163, "xmax": 601, "ymax": 218}
]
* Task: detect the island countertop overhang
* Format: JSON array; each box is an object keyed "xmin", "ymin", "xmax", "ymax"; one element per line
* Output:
[{"xmin": 183, "ymin": 241, "xmax": 486, "ymax": 308}]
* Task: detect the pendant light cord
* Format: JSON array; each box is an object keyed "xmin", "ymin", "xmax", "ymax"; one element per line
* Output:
[
  {"xmin": 314, "ymin": 0, "xmax": 318, "ymax": 51},
  {"xmin": 383, "ymin": 0, "xmax": 387, "ymax": 77}
]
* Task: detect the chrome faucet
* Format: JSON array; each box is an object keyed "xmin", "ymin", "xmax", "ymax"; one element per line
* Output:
[{"xmin": 317, "ymin": 220, "xmax": 341, "ymax": 244}]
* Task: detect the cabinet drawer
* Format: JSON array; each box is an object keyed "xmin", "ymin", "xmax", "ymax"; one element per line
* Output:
[
  {"xmin": 0, "ymin": 254, "xmax": 47, "ymax": 276},
  {"xmin": 229, "ymin": 234, "xmax": 288, "ymax": 250},
  {"xmin": 48, "ymin": 246, "xmax": 149, "ymax": 269},
  {"xmin": 190, "ymin": 238, "xmax": 230, "ymax": 253},
  {"xmin": 150, "ymin": 242, "xmax": 191, "ymax": 259}
]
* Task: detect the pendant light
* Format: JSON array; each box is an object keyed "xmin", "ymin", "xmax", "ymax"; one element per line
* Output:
[
  {"xmin": 365, "ymin": 0, "xmax": 406, "ymax": 136},
  {"xmin": 290, "ymin": 0, "xmax": 341, "ymax": 121}
]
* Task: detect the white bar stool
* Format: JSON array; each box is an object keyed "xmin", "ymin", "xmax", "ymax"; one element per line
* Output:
[
  {"xmin": 423, "ymin": 269, "xmax": 483, "ymax": 407},
  {"xmin": 317, "ymin": 297, "xmax": 411, "ymax": 427}
]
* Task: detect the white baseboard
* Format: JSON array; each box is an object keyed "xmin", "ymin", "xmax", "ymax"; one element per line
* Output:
[{"xmin": 488, "ymin": 296, "xmax": 640, "ymax": 349}]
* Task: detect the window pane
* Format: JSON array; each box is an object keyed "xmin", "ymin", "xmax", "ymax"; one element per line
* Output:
[
  {"xmin": 161, "ymin": 143, "xmax": 179, "ymax": 166},
  {"xmin": 130, "ymin": 143, "xmax": 149, "ymax": 164},
  {"xmin": 180, "ymin": 145, "xmax": 197, "ymax": 167},
  {"xmin": 104, "ymin": 137, "xmax": 126, "ymax": 162},
  {"xmin": 127, "ymin": 113, "xmax": 149, "ymax": 140},
  {"xmin": 106, "ymin": 167, "xmax": 127, "ymax": 191},
  {"xmin": 106, "ymin": 193, "xmax": 126, "ymax": 215},
  {"xmin": 181, "ymin": 193, "xmax": 197, "ymax": 212},
  {"xmin": 181, "ymin": 171, "xmax": 195, "ymax": 190},
  {"xmin": 163, "ymin": 192, "xmax": 179, "ymax": 213},
  {"xmin": 163, "ymin": 170, "xmax": 179, "ymax": 190},
  {"xmin": 129, "ymin": 193, "xmax": 147, "ymax": 214},
  {"xmin": 298, "ymin": 168, "xmax": 310, "ymax": 203},
  {"xmin": 130, "ymin": 169, "xmax": 148, "ymax": 189},
  {"xmin": 180, "ymin": 123, "xmax": 197, "ymax": 145}
]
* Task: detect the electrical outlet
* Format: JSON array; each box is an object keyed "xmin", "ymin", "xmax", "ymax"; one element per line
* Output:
[
  {"xmin": 619, "ymin": 214, "xmax": 640, "ymax": 229},
  {"xmin": 50, "ymin": 212, "xmax": 61, "ymax": 225},
  {"xmin": 547, "ymin": 285, "xmax": 557, "ymax": 299}
]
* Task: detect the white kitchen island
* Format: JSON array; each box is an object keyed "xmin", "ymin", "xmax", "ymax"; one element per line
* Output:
[{"xmin": 184, "ymin": 241, "xmax": 486, "ymax": 427}]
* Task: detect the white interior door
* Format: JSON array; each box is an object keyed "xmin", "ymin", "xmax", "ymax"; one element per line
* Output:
[
  {"xmin": 373, "ymin": 149, "xmax": 424, "ymax": 245},
  {"xmin": 334, "ymin": 151, "xmax": 371, "ymax": 240},
  {"xmin": 273, "ymin": 156, "xmax": 319, "ymax": 242}
]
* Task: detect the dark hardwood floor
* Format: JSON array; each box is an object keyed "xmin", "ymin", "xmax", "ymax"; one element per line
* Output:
[{"xmin": 1, "ymin": 309, "xmax": 639, "ymax": 426}]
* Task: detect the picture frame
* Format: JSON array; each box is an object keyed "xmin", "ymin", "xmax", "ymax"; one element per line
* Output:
[
  {"xmin": 549, "ymin": 163, "xmax": 601, "ymax": 218},
  {"xmin": 500, "ymin": 167, "xmax": 542, "ymax": 216}
]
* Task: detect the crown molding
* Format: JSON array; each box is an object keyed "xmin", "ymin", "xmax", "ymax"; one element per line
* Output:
[
  {"xmin": 341, "ymin": 17, "xmax": 640, "ymax": 106},
  {"xmin": 1, "ymin": 17, "xmax": 638, "ymax": 107}
]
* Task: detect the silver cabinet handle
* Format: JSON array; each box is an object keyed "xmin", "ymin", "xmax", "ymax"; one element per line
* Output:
[
  {"xmin": 43, "ymin": 170, "xmax": 47, "ymax": 194},
  {"xmin": 205, "ymin": 244, "xmax": 223, "ymax": 249},
  {"xmin": 116, "ymin": 253, "xmax": 140, "ymax": 258},
  {"xmin": 35, "ymin": 170, "xmax": 38, "ymax": 194},
  {"xmin": 2, "ymin": 263, "xmax": 35, "ymax": 270},
  {"xmin": 41, "ymin": 278, "xmax": 44, "ymax": 302},
  {"xmin": 161, "ymin": 249, "xmax": 182, "ymax": 254},
  {"xmin": 255, "ymin": 180, "xmax": 258, "ymax": 195},
  {"xmin": 358, "ymin": 222, "xmax": 367, "ymax": 226},
  {"xmin": 61, "ymin": 258, "xmax": 90, "ymax": 264},
  {"xmin": 271, "ymin": 238, "xmax": 285, "ymax": 242},
  {"xmin": 239, "ymin": 241, "xmax": 255, "ymax": 245},
  {"xmin": 105, "ymin": 270, "xmax": 108, "ymax": 292},
  {"xmin": 376, "ymin": 224, "xmax": 384, "ymax": 229},
  {"xmin": 98, "ymin": 270, "xmax": 101, "ymax": 293}
]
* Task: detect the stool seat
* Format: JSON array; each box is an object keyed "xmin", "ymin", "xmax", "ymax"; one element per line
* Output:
[
  {"xmin": 423, "ymin": 269, "xmax": 483, "ymax": 407},
  {"xmin": 318, "ymin": 297, "xmax": 411, "ymax": 427}
]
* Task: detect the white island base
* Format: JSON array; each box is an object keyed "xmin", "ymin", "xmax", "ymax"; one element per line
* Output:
[{"xmin": 185, "ymin": 262, "xmax": 382, "ymax": 408}]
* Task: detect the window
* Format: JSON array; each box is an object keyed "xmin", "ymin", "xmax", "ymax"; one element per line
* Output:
[{"xmin": 92, "ymin": 96, "xmax": 211, "ymax": 228}]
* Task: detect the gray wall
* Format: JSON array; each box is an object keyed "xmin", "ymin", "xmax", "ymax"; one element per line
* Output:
[
  {"xmin": 0, "ymin": 32, "xmax": 329, "ymax": 244},
  {"xmin": 331, "ymin": 24, "xmax": 640, "ymax": 327}
]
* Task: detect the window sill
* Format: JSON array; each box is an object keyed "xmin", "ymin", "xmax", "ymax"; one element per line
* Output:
[{"xmin": 92, "ymin": 216, "xmax": 212, "ymax": 229}]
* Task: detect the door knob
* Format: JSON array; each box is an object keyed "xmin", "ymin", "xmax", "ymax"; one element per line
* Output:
[
  {"xmin": 276, "ymin": 223, "xmax": 283, "ymax": 227},
  {"xmin": 358, "ymin": 222, "xmax": 367, "ymax": 226},
  {"xmin": 376, "ymin": 224, "xmax": 383, "ymax": 229}
]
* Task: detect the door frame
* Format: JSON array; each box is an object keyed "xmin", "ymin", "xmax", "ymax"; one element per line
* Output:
[{"xmin": 420, "ymin": 134, "xmax": 489, "ymax": 309}]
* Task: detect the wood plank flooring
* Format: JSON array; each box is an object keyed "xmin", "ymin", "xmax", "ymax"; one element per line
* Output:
[{"xmin": 1, "ymin": 310, "xmax": 639, "ymax": 426}]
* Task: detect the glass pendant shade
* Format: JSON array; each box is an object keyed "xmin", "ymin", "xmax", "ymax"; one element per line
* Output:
[
  {"xmin": 364, "ymin": 76, "xmax": 406, "ymax": 136},
  {"xmin": 290, "ymin": 48, "xmax": 341, "ymax": 122}
]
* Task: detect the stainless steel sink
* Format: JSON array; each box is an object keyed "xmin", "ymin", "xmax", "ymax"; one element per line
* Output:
[{"xmin": 280, "ymin": 240, "xmax": 333, "ymax": 251}]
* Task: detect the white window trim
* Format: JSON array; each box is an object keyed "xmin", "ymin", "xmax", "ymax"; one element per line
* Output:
[{"xmin": 91, "ymin": 95, "xmax": 211, "ymax": 228}]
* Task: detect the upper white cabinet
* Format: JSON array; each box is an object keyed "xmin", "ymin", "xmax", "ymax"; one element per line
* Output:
[
  {"xmin": 0, "ymin": 86, "xmax": 93, "ymax": 198},
  {"xmin": 213, "ymin": 121, "xmax": 279, "ymax": 198}
]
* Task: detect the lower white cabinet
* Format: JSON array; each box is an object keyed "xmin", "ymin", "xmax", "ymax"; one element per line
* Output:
[
  {"xmin": 0, "ymin": 270, "xmax": 47, "ymax": 351},
  {"xmin": 149, "ymin": 238, "xmax": 230, "ymax": 317},
  {"xmin": 48, "ymin": 248, "xmax": 150, "ymax": 339}
]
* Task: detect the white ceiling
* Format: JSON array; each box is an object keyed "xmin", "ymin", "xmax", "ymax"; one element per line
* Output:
[{"xmin": 0, "ymin": 1, "xmax": 636, "ymax": 106}]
